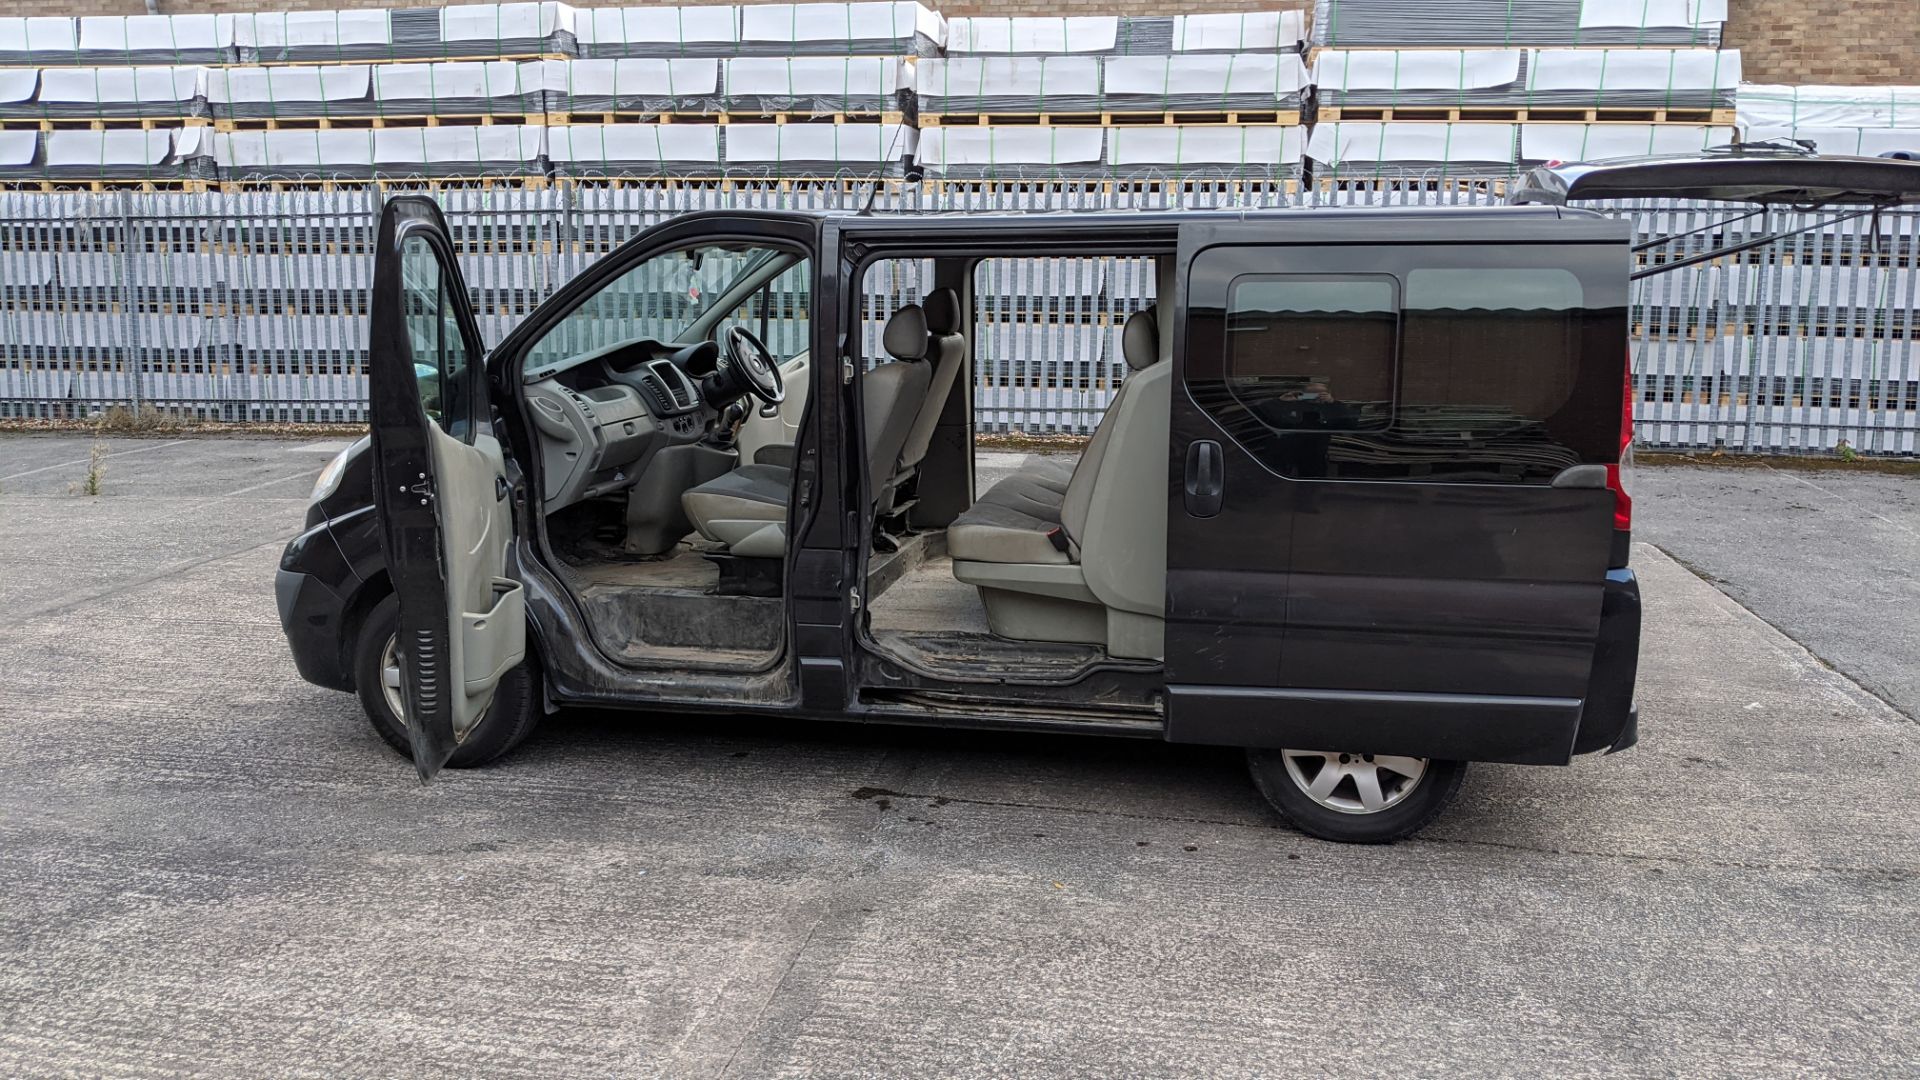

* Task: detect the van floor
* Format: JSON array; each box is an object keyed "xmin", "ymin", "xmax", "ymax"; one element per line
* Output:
[
  {"xmin": 553, "ymin": 540, "xmax": 783, "ymax": 670},
  {"xmin": 868, "ymin": 544, "xmax": 1114, "ymax": 681}
]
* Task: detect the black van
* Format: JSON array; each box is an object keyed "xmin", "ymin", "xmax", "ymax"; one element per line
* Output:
[{"xmin": 277, "ymin": 148, "xmax": 1920, "ymax": 842}]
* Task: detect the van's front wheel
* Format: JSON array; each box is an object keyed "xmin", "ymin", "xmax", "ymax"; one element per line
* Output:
[
  {"xmin": 352, "ymin": 594, "xmax": 540, "ymax": 768},
  {"xmin": 1247, "ymin": 749, "xmax": 1465, "ymax": 843}
]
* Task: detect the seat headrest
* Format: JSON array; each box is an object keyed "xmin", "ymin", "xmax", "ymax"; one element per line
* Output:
[
  {"xmin": 882, "ymin": 304, "xmax": 929, "ymax": 361},
  {"xmin": 1122, "ymin": 304, "xmax": 1159, "ymax": 372},
  {"xmin": 923, "ymin": 287, "xmax": 962, "ymax": 335}
]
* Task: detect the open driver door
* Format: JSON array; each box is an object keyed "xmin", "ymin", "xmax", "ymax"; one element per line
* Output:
[{"xmin": 368, "ymin": 196, "xmax": 525, "ymax": 781}]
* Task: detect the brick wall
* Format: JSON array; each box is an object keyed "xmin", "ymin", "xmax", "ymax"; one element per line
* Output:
[
  {"xmin": 1721, "ymin": 0, "xmax": 1920, "ymax": 85},
  {"xmin": 34, "ymin": 0, "xmax": 1920, "ymax": 85}
]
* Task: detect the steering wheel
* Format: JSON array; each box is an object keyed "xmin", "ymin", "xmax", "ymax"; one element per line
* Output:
[{"xmin": 722, "ymin": 325, "xmax": 785, "ymax": 407}]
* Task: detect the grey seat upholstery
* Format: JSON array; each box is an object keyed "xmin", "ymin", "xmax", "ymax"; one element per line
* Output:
[
  {"xmin": 948, "ymin": 303, "xmax": 1169, "ymax": 660},
  {"xmin": 880, "ymin": 288, "xmax": 966, "ymax": 515},
  {"xmin": 682, "ymin": 304, "xmax": 934, "ymax": 557},
  {"xmin": 678, "ymin": 462, "xmax": 792, "ymax": 558}
]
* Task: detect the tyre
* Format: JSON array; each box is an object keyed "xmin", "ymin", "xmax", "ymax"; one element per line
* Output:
[
  {"xmin": 1247, "ymin": 748, "xmax": 1465, "ymax": 844},
  {"xmin": 351, "ymin": 594, "xmax": 540, "ymax": 768}
]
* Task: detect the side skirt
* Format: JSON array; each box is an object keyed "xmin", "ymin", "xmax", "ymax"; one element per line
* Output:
[{"xmin": 1165, "ymin": 685, "xmax": 1584, "ymax": 766}]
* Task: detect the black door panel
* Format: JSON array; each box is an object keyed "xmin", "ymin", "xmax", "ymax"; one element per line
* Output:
[{"xmin": 1164, "ymin": 226, "xmax": 1631, "ymax": 765}]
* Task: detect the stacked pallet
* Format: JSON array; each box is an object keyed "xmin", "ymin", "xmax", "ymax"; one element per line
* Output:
[
  {"xmin": 0, "ymin": 2, "xmax": 942, "ymax": 187},
  {"xmin": 1737, "ymin": 84, "xmax": 1920, "ymax": 158},
  {"xmin": 917, "ymin": 11, "xmax": 1309, "ymax": 183},
  {"xmin": 1300, "ymin": 0, "xmax": 1738, "ymax": 191}
]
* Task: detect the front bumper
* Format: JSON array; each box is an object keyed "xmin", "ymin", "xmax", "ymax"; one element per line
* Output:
[
  {"xmin": 1575, "ymin": 567, "xmax": 1642, "ymax": 756},
  {"xmin": 277, "ymin": 522, "xmax": 357, "ymax": 692}
]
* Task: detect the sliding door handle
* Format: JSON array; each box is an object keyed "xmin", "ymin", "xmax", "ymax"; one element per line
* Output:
[{"xmin": 1184, "ymin": 439, "xmax": 1224, "ymax": 518}]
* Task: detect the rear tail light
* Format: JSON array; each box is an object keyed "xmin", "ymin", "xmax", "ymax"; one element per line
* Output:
[{"xmin": 1606, "ymin": 351, "xmax": 1635, "ymax": 530}]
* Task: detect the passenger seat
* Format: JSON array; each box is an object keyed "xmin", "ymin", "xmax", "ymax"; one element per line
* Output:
[
  {"xmin": 681, "ymin": 304, "xmax": 934, "ymax": 558},
  {"xmin": 878, "ymin": 287, "xmax": 966, "ymax": 516},
  {"xmin": 947, "ymin": 304, "xmax": 1169, "ymax": 660}
]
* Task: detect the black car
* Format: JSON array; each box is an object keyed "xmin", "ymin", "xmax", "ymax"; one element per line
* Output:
[{"xmin": 278, "ymin": 148, "xmax": 1920, "ymax": 842}]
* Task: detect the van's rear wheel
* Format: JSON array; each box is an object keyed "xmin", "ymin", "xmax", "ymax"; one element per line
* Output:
[
  {"xmin": 1247, "ymin": 748, "xmax": 1465, "ymax": 843},
  {"xmin": 352, "ymin": 594, "xmax": 540, "ymax": 768}
]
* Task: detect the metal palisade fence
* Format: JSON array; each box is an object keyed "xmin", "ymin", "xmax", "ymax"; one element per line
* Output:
[{"xmin": 1, "ymin": 179, "xmax": 1916, "ymax": 456}]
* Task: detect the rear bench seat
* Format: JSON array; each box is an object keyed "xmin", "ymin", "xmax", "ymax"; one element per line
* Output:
[{"xmin": 947, "ymin": 305, "xmax": 1168, "ymax": 660}]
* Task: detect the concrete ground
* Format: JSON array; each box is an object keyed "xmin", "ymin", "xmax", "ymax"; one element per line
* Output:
[
  {"xmin": 1635, "ymin": 462, "xmax": 1920, "ymax": 723},
  {"xmin": 1, "ymin": 435, "xmax": 1917, "ymax": 1078}
]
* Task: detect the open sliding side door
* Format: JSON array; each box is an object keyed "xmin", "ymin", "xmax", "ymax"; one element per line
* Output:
[{"xmin": 369, "ymin": 196, "xmax": 524, "ymax": 781}]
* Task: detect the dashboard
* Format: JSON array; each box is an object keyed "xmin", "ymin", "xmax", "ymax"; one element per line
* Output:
[{"xmin": 521, "ymin": 337, "xmax": 725, "ymax": 513}]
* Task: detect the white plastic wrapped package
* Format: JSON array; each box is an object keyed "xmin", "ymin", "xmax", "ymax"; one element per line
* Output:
[
  {"xmin": 371, "ymin": 60, "xmax": 551, "ymax": 116},
  {"xmin": 1524, "ymin": 48, "xmax": 1738, "ymax": 108},
  {"xmin": 1102, "ymin": 53, "xmax": 1310, "ymax": 112},
  {"xmin": 1315, "ymin": 49, "xmax": 1523, "ymax": 93},
  {"xmin": 548, "ymin": 122, "xmax": 723, "ymax": 177},
  {"xmin": 1738, "ymin": 85, "xmax": 1920, "ymax": 130},
  {"xmin": 1106, "ymin": 124, "xmax": 1305, "ymax": 178},
  {"xmin": 1741, "ymin": 126, "xmax": 1920, "ymax": 159},
  {"xmin": 1308, "ymin": 121, "xmax": 1519, "ymax": 178},
  {"xmin": 944, "ymin": 17, "xmax": 1119, "ymax": 55},
  {"xmin": 917, "ymin": 125, "xmax": 1106, "ymax": 178},
  {"xmin": 208, "ymin": 65, "xmax": 373, "ymax": 119},
  {"xmin": 725, "ymin": 121, "xmax": 915, "ymax": 176},
  {"xmin": 215, "ymin": 124, "xmax": 547, "ymax": 179},
  {"xmin": 76, "ymin": 14, "xmax": 231, "ymax": 65},
  {"xmin": 35, "ymin": 65, "xmax": 210, "ymax": 119},
  {"xmin": 0, "ymin": 71, "xmax": 37, "ymax": 114},
  {"xmin": 1576, "ymin": 0, "xmax": 1727, "ymax": 29},
  {"xmin": 915, "ymin": 56, "xmax": 1103, "ymax": 115},
  {"xmin": 721, "ymin": 57, "xmax": 909, "ymax": 116},
  {"xmin": 737, "ymin": 3, "xmax": 944, "ymax": 57},
  {"xmin": 0, "ymin": 130, "xmax": 40, "ymax": 177},
  {"xmin": 1171, "ymin": 12, "xmax": 1307, "ymax": 52},
  {"xmin": 228, "ymin": 10, "xmax": 393, "ymax": 63},
  {"xmin": 1312, "ymin": 0, "xmax": 1724, "ymax": 48},
  {"xmin": 547, "ymin": 58, "xmax": 722, "ymax": 115},
  {"xmin": 438, "ymin": 3, "xmax": 577, "ymax": 55},
  {"xmin": 575, "ymin": 5, "xmax": 741, "ymax": 58},
  {"xmin": 1517, "ymin": 122, "xmax": 1734, "ymax": 162},
  {"xmin": 42, "ymin": 128, "xmax": 182, "ymax": 179},
  {"xmin": 0, "ymin": 17, "xmax": 79, "ymax": 62},
  {"xmin": 1317, "ymin": 48, "xmax": 1736, "ymax": 111}
]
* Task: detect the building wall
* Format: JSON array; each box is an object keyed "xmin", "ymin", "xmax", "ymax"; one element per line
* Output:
[
  {"xmin": 1722, "ymin": 0, "xmax": 1920, "ymax": 84},
  {"xmin": 26, "ymin": 0, "xmax": 1920, "ymax": 85}
]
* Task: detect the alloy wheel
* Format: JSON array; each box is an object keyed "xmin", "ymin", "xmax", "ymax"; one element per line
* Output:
[{"xmin": 1280, "ymin": 751, "xmax": 1429, "ymax": 815}]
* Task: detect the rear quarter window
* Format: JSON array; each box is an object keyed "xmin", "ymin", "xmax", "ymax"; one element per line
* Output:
[{"xmin": 1185, "ymin": 244, "xmax": 1627, "ymax": 483}]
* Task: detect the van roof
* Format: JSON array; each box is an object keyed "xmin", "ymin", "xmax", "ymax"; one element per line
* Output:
[{"xmin": 717, "ymin": 202, "xmax": 1578, "ymax": 229}]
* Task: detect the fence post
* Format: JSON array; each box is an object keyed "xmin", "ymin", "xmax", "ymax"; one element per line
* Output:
[{"xmin": 117, "ymin": 190, "xmax": 145, "ymax": 415}]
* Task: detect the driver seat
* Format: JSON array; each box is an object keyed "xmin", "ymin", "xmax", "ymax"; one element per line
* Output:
[{"xmin": 682, "ymin": 304, "xmax": 934, "ymax": 559}]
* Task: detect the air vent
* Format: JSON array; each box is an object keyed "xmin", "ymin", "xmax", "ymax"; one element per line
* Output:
[{"xmin": 648, "ymin": 361, "xmax": 695, "ymax": 410}]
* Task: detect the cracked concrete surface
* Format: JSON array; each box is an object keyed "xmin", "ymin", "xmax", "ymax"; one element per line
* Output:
[{"xmin": 0, "ymin": 435, "xmax": 1916, "ymax": 1077}]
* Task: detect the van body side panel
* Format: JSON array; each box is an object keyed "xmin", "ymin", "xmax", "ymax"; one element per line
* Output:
[{"xmin": 1165, "ymin": 218, "xmax": 1632, "ymax": 766}]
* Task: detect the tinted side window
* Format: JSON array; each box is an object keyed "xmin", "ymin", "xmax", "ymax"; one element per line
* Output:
[
  {"xmin": 1187, "ymin": 244, "xmax": 1624, "ymax": 483},
  {"xmin": 398, "ymin": 234, "xmax": 473, "ymax": 440},
  {"xmin": 1401, "ymin": 268, "xmax": 1581, "ymax": 439},
  {"xmin": 1227, "ymin": 276, "xmax": 1397, "ymax": 433}
]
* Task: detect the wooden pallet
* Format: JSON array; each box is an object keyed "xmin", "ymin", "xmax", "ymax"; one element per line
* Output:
[
  {"xmin": 1306, "ymin": 43, "xmax": 1725, "ymax": 52},
  {"xmin": 1317, "ymin": 105, "xmax": 1735, "ymax": 124},
  {"xmin": 0, "ymin": 116, "xmax": 211, "ymax": 132},
  {"xmin": 219, "ymin": 174, "xmax": 552, "ymax": 192},
  {"xmin": 924, "ymin": 176, "xmax": 1300, "ymax": 194},
  {"xmin": 540, "ymin": 110, "xmax": 908, "ymax": 127},
  {"xmin": 0, "ymin": 178, "xmax": 212, "ymax": 193},
  {"xmin": 215, "ymin": 52, "xmax": 565, "ymax": 68},
  {"xmin": 921, "ymin": 109, "xmax": 1301, "ymax": 127},
  {"xmin": 1309, "ymin": 174, "xmax": 1512, "ymax": 194},
  {"xmin": 213, "ymin": 113, "xmax": 540, "ymax": 132}
]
